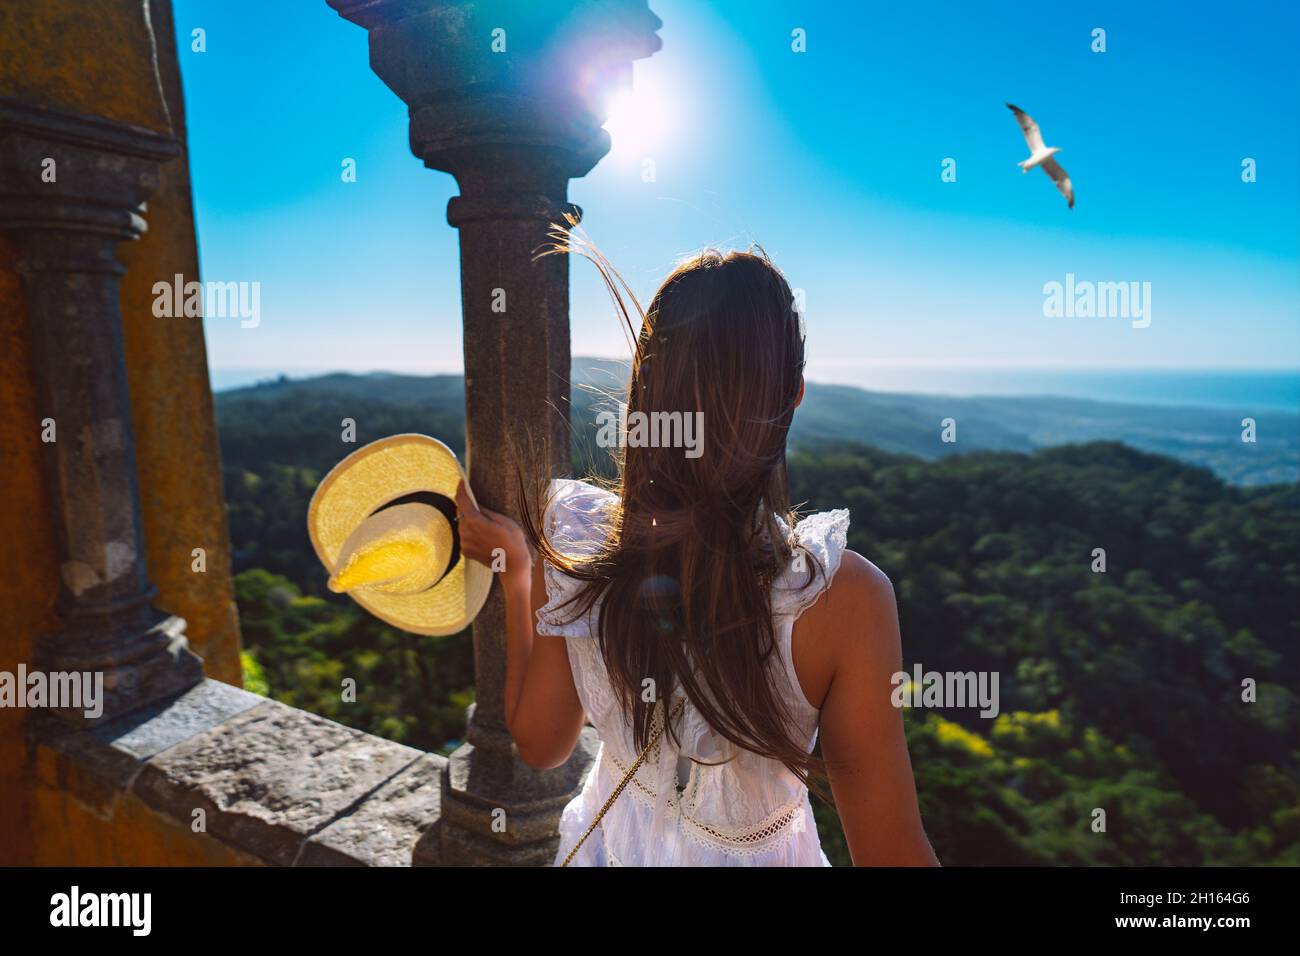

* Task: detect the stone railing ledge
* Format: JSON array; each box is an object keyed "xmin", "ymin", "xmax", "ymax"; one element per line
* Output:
[{"xmin": 26, "ymin": 679, "xmax": 446, "ymax": 866}]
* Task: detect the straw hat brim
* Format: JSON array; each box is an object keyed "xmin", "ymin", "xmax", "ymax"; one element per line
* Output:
[{"xmin": 307, "ymin": 434, "xmax": 492, "ymax": 636}]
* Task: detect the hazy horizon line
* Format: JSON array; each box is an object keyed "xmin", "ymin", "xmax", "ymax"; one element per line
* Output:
[
  {"xmin": 208, "ymin": 361, "xmax": 1300, "ymax": 414},
  {"xmin": 210, "ymin": 359, "xmax": 1300, "ymax": 374}
]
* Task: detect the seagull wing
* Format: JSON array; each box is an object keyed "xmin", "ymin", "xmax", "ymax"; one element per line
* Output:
[
  {"xmin": 1040, "ymin": 157, "xmax": 1074, "ymax": 208},
  {"xmin": 1006, "ymin": 103, "xmax": 1045, "ymax": 153}
]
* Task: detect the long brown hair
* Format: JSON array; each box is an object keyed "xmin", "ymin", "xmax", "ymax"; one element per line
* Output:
[{"xmin": 521, "ymin": 226, "xmax": 824, "ymax": 792}]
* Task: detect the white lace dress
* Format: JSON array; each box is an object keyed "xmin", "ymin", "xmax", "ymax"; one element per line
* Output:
[{"xmin": 535, "ymin": 478, "xmax": 851, "ymax": 867}]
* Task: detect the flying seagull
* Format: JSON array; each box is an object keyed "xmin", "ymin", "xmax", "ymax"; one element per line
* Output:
[{"xmin": 1006, "ymin": 103, "xmax": 1074, "ymax": 209}]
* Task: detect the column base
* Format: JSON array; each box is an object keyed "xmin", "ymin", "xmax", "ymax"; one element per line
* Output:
[
  {"xmin": 34, "ymin": 609, "xmax": 204, "ymax": 727},
  {"xmin": 425, "ymin": 722, "xmax": 598, "ymax": 866}
]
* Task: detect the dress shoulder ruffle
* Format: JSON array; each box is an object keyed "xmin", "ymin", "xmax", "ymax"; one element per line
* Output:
[{"xmin": 534, "ymin": 478, "xmax": 617, "ymax": 638}]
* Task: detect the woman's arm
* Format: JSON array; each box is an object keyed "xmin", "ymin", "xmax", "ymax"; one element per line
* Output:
[
  {"xmin": 816, "ymin": 551, "xmax": 940, "ymax": 866},
  {"xmin": 455, "ymin": 481, "xmax": 586, "ymax": 769}
]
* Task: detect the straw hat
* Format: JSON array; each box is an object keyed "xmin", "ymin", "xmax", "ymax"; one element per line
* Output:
[{"xmin": 307, "ymin": 434, "xmax": 492, "ymax": 636}]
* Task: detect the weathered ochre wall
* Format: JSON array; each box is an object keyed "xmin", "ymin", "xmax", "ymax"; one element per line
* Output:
[
  {"xmin": 0, "ymin": 1, "xmax": 172, "ymax": 131},
  {"xmin": 29, "ymin": 787, "xmax": 264, "ymax": 867},
  {"xmin": 0, "ymin": 0, "xmax": 242, "ymax": 864},
  {"xmin": 118, "ymin": 0, "xmax": 244, "ymax": 686},
  {"xmin": 0, "ymin": 236, "xmax": 58, "ymax": 866},
  {"xmin": 29, "ymin": 742, "xmax": 263, "ymax": 866}
]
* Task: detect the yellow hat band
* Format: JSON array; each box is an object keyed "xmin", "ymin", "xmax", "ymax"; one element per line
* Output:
[{"xmin": 328, "ymin": 499, "xmax": 456, "ymax": 596}]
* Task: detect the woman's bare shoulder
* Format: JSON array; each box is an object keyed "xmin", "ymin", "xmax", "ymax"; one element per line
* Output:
[
  {"xmin": 801, "ymin": 549, "xmax": 895, "ymax": 628},
  {"xmin": 791, "ymin": 550, "xmax": 900, "ymax": 707},
  {"xmin": 829, "ymin": 549, "xmax": 894, "ymax": 605}
]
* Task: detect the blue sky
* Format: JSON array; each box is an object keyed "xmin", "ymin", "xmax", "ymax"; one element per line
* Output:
[{"xmin": 175, "ymin": 0, "xmax": 1299, "ymax": 384}]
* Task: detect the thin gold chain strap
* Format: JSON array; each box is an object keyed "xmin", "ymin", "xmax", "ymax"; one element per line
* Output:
[{"xmin": 559, "ymin": 696, "xmax": 687, "ymax": 867}]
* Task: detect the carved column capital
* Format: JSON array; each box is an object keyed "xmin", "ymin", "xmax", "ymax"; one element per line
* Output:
[
  {"xmin": 328, "ymin": 0, "xmax": 661, "ymax": 176},
  {"xmin": 0, "ymin": 96, "xmax": 178, "ymax": 240}
]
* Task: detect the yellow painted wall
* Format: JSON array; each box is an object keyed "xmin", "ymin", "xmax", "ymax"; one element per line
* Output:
[
  {"xmin": 0, "ymin": 0, "xmax": 243, "ymax": 864},
  {"xmin": 28, "ymin": 742, "xmax": 263, "ymax": 866},
  {"xmin": 0, "ymin": 1, "xmax": 172, "ymax": 133},
  {"xmin": 0, "ymin": 236, "xmax": 59, "ymax": 866},
  {"xmin": 118, "ymin": 0, "xmax": 244, "ymax": 686}
]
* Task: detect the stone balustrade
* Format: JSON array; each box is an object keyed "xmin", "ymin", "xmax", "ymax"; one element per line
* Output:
[{"xmin": 27, "ymin": 680, "xmax": 446, "ymax": 865}]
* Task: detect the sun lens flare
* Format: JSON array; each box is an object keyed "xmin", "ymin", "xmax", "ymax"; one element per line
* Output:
[{"xmin": 602, "ymin": 76, "xmax": 673, "ymax": 162}]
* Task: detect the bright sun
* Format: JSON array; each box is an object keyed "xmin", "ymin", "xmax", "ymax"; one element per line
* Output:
[{"xmin": 602, "ymin": 77, "xmax": 673, "ymax": 162}]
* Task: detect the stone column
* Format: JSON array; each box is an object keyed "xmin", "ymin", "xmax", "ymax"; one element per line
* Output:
[
  {"xmin": 0, "ymin": 98, "xmax": 203, "ymax": 724},
  {"xmin": 328, "ymin": 0, "xmax": 660, "ymax": 864}
]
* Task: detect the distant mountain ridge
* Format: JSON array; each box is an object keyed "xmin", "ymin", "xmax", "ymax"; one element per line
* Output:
[{"xmin": 214, "ymin": 358, "xmax": 1299, "ymax": 486}]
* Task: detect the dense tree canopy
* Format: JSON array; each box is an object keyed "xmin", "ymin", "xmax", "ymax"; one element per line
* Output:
[{"xmin": 217, "ymin": 381, "xmax": 1298, "ymax": 865}]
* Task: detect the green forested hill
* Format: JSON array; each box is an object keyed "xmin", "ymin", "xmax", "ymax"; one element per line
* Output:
[
  {"xmin": 573, "ymin": 357, "xmax": 1300, "ymax": 486},
  {"xmin": 219, "ymin": 361, "xmax": 1300, "ymax": 486},
  {"xmin": 214, "ymin": 370, "xmax": 1299, "ymax": 865},
  {"xmin": 789, "ymin": 441, "xmax": 1298, "ymax": 865}
]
